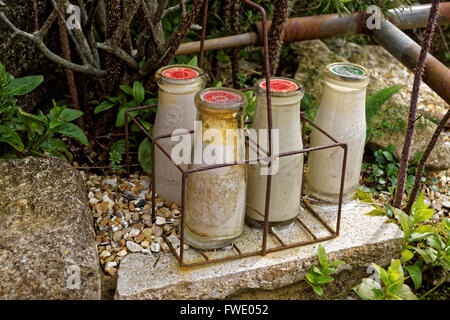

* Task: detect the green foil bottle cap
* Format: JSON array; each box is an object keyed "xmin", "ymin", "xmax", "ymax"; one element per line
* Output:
[{"xmin": 325, "ymin": 62, "xmax": 369, "ymax": 82}]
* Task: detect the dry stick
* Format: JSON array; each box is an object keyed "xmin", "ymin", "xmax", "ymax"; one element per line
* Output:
[
  {"xmin": 33, "ymin": 0, "xmax": 39, "ymax": 32},
  {"xmin": 393, "ymin": 0, "xmax": 440, "ymax": 209},
  {"xmin": 140, "ymin": 0, "xmax": 204, "ymax": 80},
  {"xmin": 231, "ymin": 0, "xmax": 240, "ymax": 88},
  {"xmin": 57, "ymin": 1, "xmax": 81, "ymax": 113},
  {"xmin": 268, "ymin": 0, "xmax": 290, "ymax": 76},
  {"xmin": 405, "ymin": 108, "xmax": 450, "ymax": 214}
]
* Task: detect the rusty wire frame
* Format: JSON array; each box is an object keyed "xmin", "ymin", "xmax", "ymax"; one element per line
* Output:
[{"xmin": 124, "ymin": 0, "xmax": 348, "ymax": 267}]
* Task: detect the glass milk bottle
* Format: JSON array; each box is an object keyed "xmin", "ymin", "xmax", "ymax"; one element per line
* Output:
[
  {"xmin": 246, "ymin": 78, "xmax": 305, "ymax": 226},
  {"xmin": 153, "ymin": 65, "xmax": 205, "ymax": 205},
  {"xmin": 184, "ymin": 88, "xmax": 247, "ymax": 250},
  {"xmin": 306, "ymin": 62, "xmax": 370, "ymax": 201}
]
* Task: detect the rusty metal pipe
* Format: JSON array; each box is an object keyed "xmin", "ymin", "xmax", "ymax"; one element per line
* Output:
[
  {"xmin": 176, "ymin": 3, "xmax": 450, "ymax": 55},
  {"xmin": 372, "ymin": 19, "xmax": 450, "ymax": 105}
]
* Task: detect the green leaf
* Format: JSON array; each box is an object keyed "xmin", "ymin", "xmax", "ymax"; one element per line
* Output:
[
  {"xmin": 138, "ymin": 138, "xmax": 152, "ymax": 174},
  {"xmin": 305, "ymin": 272, "xmax": 317, "ymax": 284},
  {"xmin": 59, "ymin": 108, "xmax": 84, "ymax": 122},
  {"xmin": 327, "ymin": 260, "xmax": 346, "ymax": 268},
  {"xmin": 54, "ymin": 122, "xmax": 88, "ymax": 146},
  {"xmin": 354, "ymin": 278, "xmax": 384, "ymax": 300},
  {"xmin": 393, "ymin": 208, "xmax": 413, "ymax": 240},
  {"xmin": 371, "ymin": 263, "xmax": 390, "ymax": 286},
  {"xmin": 6, "ymin": 75, "xmax": 43, "ymax": 96},
  {"xmin": 94, "ymin": 100, "xmax": 116, "ymax": 114},
  {"xmin": 0, "ymin": 125, "xmax": 24, "ymax": 152},
  {"xmin": 311, "ymin": 285, "xmax": 323, "ymax": 296},
  {"xmin": 404, "ymin": 261, "xmax": 422, "ymax": 290},
  {"xmin": 132, "ymin": 81, "xmax": 145, "ymax": 104},
  {"xmin": 401, "ymin": 249, "xmax": 414, "ymax": 264},
  {"xmin": 187, "ymin": 56, "xmax": 198, "ymax": 66},
  {"xmin": 366, "ymin": 85, "xmax": 402, "ymax": 126},
  {"xmin": 17, "ymin": 108, "xmax": 47, "ymax": 126},
  {"xmin": 396, "ymin": 284, "xmax": 417, "ymax": 300},
  {"xmin": 110, "ymin": 139, "xmax": 127, "ymax": 155},
  {"xmin": 317, "ymin": 244, "xmax": 327, "ymax": 268},
  {"xmin": 383, "ymin": 151, "xmax": 393, "ymax": 162},
  {"xmin": 412, "ymin": 208, "xmax": 434, "ymax": 225},
  {"xmin": 120, "ymin": 85, "xmax": 133, "ymax": 96},
  {"xmin": 315, "ymin": 275, "xmax": 334, "ymax": 284},
  {"xmin": 387, "ymin": 259, "xmax": 404, "ymax": 294}
]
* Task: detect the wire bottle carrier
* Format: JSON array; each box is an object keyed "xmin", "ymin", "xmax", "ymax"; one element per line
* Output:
[{"xmin": 125, "ymin": 0, "xmax": 348, "ymax": 267}]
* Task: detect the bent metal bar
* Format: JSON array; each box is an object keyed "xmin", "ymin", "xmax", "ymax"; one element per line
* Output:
[{"xmin": 124, "ymin": 0, "xmax": 349, "ymax": 267}]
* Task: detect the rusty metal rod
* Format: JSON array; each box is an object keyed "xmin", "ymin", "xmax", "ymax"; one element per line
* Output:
[
  {"xmin": 372, "ymin": 19, "xmax": 450, "ymax": 105},
  {"xmin": 176, "ymin": 3, "xmax": 450, "ymax": 55}
]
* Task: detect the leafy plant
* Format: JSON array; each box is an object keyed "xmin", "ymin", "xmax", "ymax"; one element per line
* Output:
[
  {"xmin": 362, "ymin": 144, "xmax": 438, "ymax": 196},
  {"xmin": 305, "ymin": 244, "xmax": 346, "ymax": 298},
  {"xmin": 357, "ymin": 194, "xmax": 449, "ymax": 299},
  {"xmin": 0, "ymin": 63, "xmax": 86, "ymax": 159},
  {"xmin": 353, "ymin": 259, "xmax": 417, "ymax": 300}
]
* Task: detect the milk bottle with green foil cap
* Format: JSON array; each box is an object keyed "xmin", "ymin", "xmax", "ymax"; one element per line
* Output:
[
  {"xmin": 184, "ymin": 88, "xmax": 247, "ymax": 250},
  {"xmin": 246, "ymin": 77, "xmax": 305, "ymax": 226},
  {"xmin": 154, "ymin": 65, "xmax": 205, "ymax": 205},
  {"xmin": 306, "ymin": 62, "xmax": 370, "ymax": 201}
]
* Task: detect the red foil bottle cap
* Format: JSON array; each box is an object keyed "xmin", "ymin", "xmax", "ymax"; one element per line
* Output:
[
  {"xmin": 201, "ymin": 90, "xmax": 242, "ymax": 104},
  {"xmin": 162, "ymin": 67, "xmax": 199, "ymax": 80},
  {"xmin": 259, "ymin": 79, "xmax": 298, "ymax": 93}
]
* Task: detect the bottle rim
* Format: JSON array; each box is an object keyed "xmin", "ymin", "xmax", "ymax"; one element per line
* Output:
[
  {"xmin": 254, "ymin": 77, "xmax": 304, "ymax": 97},
  {"xmin": 156, "ymin": 64, "xmax": 206, "ymax": 85},
  {"xmin": 195, "ymin": 87, "xmax": 247, "ymax": 113},
  {"xmin": 324, "ymin": 62, "xmax": 370, "ymax": 82}
]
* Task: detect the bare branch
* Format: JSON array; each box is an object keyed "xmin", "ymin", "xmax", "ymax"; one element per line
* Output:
[
  {"xmin": 37, "ymin": 7, "xmax": 58, "ymax": 39},
  {"xmin": 139, "ymin": 0, "xmax": 165, "ymax": 53},
  {"xmin": 111, "ymin": 0, "xmax": 140, "ymax": 45},
  {"xmin": 154, "ymin": 0, "xmax": 169, "ymax": 23},
  {"xmin": 0, "ymin": 11, "xmax": 106, "ymax": 76},
  {"xmin": 96, "ymin": 42, "xmax": 139, "ymax": 69},
  {"xmin": 163, "ymin": 0, "xmax": 192, "ymax": 18},
  {"xmin": 180, "ymin": 0, "xmax": 187, "ymax": 18}
]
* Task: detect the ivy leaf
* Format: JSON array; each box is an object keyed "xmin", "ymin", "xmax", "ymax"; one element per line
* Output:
[
  {"xmin": 138, "ymin": 138, "xmax": 152, "ymax": 174},
  {"xmin": 0, "ymin": 125, "xmax": 24, "ymax": 152},
  {"xmin": 53, "ymin": 122, "xmax": 88, "ymax": 146}
]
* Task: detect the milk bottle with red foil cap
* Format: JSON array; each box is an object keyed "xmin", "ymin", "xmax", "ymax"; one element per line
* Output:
[
  {"xmin": 184, "ymin": 88, "xmax": 247, "ymax": 249},
  {"xmin": 306, "ymin": 62, "xmax": 370, "ymax": 201},
  {"xmin": 246, "ymin": 77, "xmax": 305, "ymax": 226},
  {"xmin": 154, "ymin": 65, "xmax": 205, "ymax": 205}
]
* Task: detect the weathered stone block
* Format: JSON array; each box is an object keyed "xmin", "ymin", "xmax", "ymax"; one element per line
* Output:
[
  {"xmin": 0, "ymin": 157, "xmax": 101, "ymax": 299},
  {"xmin": 115, "ymin": 202, "xmax": 403, "ymax": 300}
]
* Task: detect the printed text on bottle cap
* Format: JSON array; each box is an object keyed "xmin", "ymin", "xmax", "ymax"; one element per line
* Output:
[
  {"xmin": 201, "ymin": 91, "xmax": 242, "ymax": 104},
  {"xmin": 259, "ymin": 79, "xmax": 298, "ymax": 93},
  {"xmin": 162, "ymin": 67, "xmax": 199, "ymax": 80}
]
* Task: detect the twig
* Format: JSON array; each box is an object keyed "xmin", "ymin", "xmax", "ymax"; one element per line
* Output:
[
  {"xmin": 154, "ymin": 0, "xmax": 169, "ymax": 23},
  {"xmin": 33, "ymin": 0, "xmax": 39, "ymax": 31},
  {"xmin": 0, "ymin": 11, "xmax": 106, "ymax": 76},
  {"xmin": 163, "ymin": 0, "xmax": 191, "ymax": 18},
  {"xmin": 393, "ymin": 0, "xmax": 440, "ymax": 208},
  {"xmin": 405, "ymin": 108, "xmax": 450, "ymax": 214},
  {"xmin": 96, "ymin": 42, "xmax": 139, "ymax": 69}
]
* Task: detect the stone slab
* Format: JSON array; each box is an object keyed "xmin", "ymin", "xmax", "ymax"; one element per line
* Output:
[
  {"xmin": 0, "ymin": 157, "xmax": 101, "ymax": 299},
  {"xmin": 115, "ymin": 201, "xmax": 403, "ymax": 300}
]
